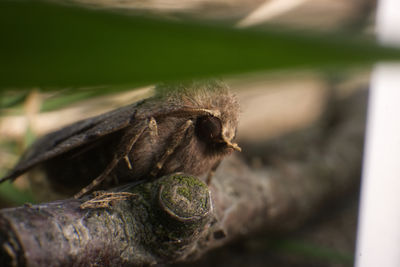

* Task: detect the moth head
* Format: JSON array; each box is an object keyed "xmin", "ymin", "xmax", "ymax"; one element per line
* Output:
[
  {"xmin": 196, "ymin": 115, "xmax": 241, "ymax": 152},
  {"xmin": 155, "ymin": 80, "xmax": 241, "ymax": 152}
]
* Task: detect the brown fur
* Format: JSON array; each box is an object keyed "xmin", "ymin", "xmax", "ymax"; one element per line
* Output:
[{"xmin": 1, "ymin": 81, "xmax": 240, "ymax": 197}]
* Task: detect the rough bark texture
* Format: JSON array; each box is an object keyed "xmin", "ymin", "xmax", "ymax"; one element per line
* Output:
[
  {"xmin": 0, "ymin": 174, "xmax": 213, "ymax": 266},
  {"xmin": 0, "ymin": 90, "xmax": 367, "ymax": 266}
]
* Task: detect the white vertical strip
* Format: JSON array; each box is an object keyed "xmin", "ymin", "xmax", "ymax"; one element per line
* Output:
[
  {"xmin": 355, "ymin": 64, "xmax": 400, "ymax": 266},
  {"xmin": 355, "ymin": 0, "xmax": 400, "ymax": 266}
]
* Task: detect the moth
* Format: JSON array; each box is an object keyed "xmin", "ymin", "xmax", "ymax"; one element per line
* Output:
[{"xmin": 0, "ymin": 81, "xmax": 240, "ymax": 198}]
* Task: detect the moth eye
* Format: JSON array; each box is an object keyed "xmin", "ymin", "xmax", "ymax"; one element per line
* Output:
[{"xmin": 196, "ymin": 116, "xmax": 222, "ymax": 142}]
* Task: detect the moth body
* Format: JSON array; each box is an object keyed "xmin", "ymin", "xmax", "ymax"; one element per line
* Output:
[{"xmin": 1, "ymin": 81, "xmax": 240, "ymax": 198}]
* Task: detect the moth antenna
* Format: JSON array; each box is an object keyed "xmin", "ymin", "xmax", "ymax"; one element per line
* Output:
[
  {"xmin": 156, "ymin": 108, "xmax": 221, "ymax": 119},
  {"xmin": 182, "ymin": 108, "xmax": 221, "ymax": 118}
]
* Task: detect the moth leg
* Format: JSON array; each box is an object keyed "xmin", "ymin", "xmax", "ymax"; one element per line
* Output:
[
  {"xmin": 74, "ymin": 121, "xmax": 148, "ymax": 199},
  {"xmin": 148, "ymin": 117, "xmax": 158, "ymax": 144},
  {"xmin": 80, "ymin": 191, "xmax": 136, "ymax": 209},
  {"xmin": 206, "ymin": 160, "xmax": 222, "ymax": 185},
  {"xmin": 124, "ymin": 155, "xmax": 133, "ymax": 169},
  {"xmin": 122, "ymin": 117, "xmax": 157, "ymax": 170},
  {"xmin": 150, "ymin": 119, "xmax": 194, "ymax": 177}
]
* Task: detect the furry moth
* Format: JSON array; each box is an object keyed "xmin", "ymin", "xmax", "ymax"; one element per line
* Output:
[{"xmin": 0, "ymin": 81, "xmax": 240, "ymax": 198}]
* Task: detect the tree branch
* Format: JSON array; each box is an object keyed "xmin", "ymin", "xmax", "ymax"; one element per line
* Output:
[
  {"xmin": 0, "ymin": 90, "xmax": 367, "ymax": 266},
  {"xmin": 0, "ymin": 174, "xmax": 213, "ymax": 266}
]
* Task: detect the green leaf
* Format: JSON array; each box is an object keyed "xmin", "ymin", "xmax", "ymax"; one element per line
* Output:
[{"xmin": 0, "ymin": 0, "xmax": 399, "ymax": 89}]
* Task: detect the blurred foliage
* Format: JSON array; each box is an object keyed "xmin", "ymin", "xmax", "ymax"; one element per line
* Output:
[{"xmin": 0, "ymin": 0, "xmax": 399, "ymax": 91}]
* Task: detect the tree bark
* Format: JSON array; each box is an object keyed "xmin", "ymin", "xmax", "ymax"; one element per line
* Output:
[{"xmin": 0, "ymin": 90, "xmax": 367, "ymax": 266}]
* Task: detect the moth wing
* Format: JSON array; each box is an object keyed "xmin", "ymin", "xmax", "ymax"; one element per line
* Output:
[{"xmin": 1, "ymin": 102, "xmax": 141, "ymax": 182}]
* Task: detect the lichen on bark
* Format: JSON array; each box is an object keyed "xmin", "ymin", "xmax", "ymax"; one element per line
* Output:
[{"xmin": 0, "ymin": 173, "xmax": 213, "ymax": 267}]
